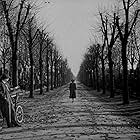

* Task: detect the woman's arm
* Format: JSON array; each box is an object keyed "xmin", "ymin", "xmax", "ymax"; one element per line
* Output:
[{"xmin": 74, "ymin": 83, "xmax": 76, "ymax": 90}]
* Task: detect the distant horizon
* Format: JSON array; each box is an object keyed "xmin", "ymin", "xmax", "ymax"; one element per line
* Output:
[{"xmin": 39, "ymin": 0, "xmax": 114, "ymax": 76}]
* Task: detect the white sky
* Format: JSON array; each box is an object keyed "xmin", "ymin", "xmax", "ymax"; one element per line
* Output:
[{"xmin": 38, "ymin": 0, "xmax": 114, "ymax": 76}]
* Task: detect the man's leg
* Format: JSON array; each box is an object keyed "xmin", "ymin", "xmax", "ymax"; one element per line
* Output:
[{"xmin": 1, "ymin": 99, "xmax": 13, "ymax": 127}]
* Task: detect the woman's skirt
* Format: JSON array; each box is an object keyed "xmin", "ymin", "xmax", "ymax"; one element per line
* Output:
[{"xmin": 69, "ymin": 91, "xmax": 76, "ymax": 98}]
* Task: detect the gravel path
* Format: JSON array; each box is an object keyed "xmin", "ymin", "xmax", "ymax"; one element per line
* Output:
[{"xmin": 0, "ymin": 82, "xmax": 140, "ymax": 140}]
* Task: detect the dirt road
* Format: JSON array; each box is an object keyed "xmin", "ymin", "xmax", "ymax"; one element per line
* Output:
[{"xmin": 0, "ymin": 82, "xmax": 140, "ymax": 140}]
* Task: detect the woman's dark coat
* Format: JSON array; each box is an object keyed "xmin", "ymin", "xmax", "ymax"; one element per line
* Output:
[{"xmin": 69, "ymin": 82, "xmax": 76, "ymax": 98}]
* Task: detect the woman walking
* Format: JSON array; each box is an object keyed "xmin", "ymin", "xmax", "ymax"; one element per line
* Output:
[{"xmin": 69, "ymin": 79, "xmax": 76, "ymax": 102}]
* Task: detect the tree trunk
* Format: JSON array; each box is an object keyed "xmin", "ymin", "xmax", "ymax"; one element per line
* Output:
[
  {"xmin": 122, "ymin": 43, "xmax": 129, "ymax": 104},
  {"xmin": 56, "ymin": 69, "xmax": 59, "ymax": 87},
  {"xmin": 29, "ymin": 64, "xmax": 34, "ymax": 98},
  {"xmin": 12, "ymin": 48, "xmax": 18, "ymax": 87},
  {"xmin": 92, "ymin": 69, "xmax": 96, "ymax": 90},
  {"xmin": 96, "ymin": 61, "xmax": 100, "ymax": 92},
  {"xmin": 89, "ymin": 71, "xmax": 93, "ymax": 87},
  {"xmin": 108, "ymin": 50, "xmax": 114, "ymax": 98},
  {"xmin": 57, "ymin": 72, "xmax": 60, "ymax": 87},
  {"xmin": 85, "ymin": 71, "xmax": 89, "ymax": 86},
  {"xmin": 39, "ymin": 45, "xmax": 43, "ymax": 95},
  {"xmin": 46, "ymin": 51, "xmax": 49, "ymax": 92},
  {"xmin": 28, "ymin": 29, "xmax": 34, "ymax": 98},
  {"xmin": 29, "ymin": 51, "xmax": 34, "ymax": 98},
  {"xmin": 54, "ymin": 63, "xmax": 57, "ymax": 88},
  {"xmin": 50, "ymin": 62, "xmax": 53, "ymax": 90},
  {"xmin": 101, "ymin": 59, "xmax": 106, "ymax": 94}
]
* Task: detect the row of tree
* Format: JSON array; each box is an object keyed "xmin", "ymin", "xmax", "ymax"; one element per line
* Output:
[
  {"xmin": 77, "ymin": 0, "xmax": 140, "ymax": 104},
  {"xmin": 0, "ymin": 0, "xmax": 74, "ymax": 98}
]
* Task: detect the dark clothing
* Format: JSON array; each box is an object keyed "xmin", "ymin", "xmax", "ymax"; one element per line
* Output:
[
  {"xmin": 0, "ymin": 97, "xmax": 17, "ymax": 127},
  {"xmin": 0, "ymin": 82, "xmax": 18, "ymax": 127},
  {"xmin": 69, "ymin": 82, "xmax": 76, "ymax": 98},
  {"xmin": 0, "ymin": 82, "xmax": 6, "ymax": 99}
]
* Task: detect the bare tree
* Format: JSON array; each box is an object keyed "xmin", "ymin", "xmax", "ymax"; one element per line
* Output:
[
  {"xmin": 0, "ymin": 23, "xmax": 11, "ymax": 73},
  {"xmin": 21, "ymin": 14, "xmax": 39, "ymax": 98},
  {"xmin": 38, "ymin": 30, "xmax": 49, "ymax": 94},
  {"xmin": 50, "ymin": 44, "xmax": 54, "ymax": 90},
  {"xmin": 53, "ymin": 47, "xmax": 62, "ymax": 88},
  {"xmin": 1, "ymin": 0, "xmax": 31, "ymax": 87},
  {"xmin": 45, "ymin": 37, "xmax": 53, "ymax": 92},
  {"xmin": 99, "ymin": 11, "xmax": 119, "ymax": 97},
  {"xmin": 116, "ymin": 0, "xmax": 140, "ymax": 104}
]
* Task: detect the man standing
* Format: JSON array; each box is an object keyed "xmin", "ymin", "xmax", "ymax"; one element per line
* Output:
[
  {"xmin": 0, "ymin": 73, "xmax": 20, "ymax": 127},
  {"xmin": 69, "ymin": 79, "xmax": 76, "ymax": 102}
]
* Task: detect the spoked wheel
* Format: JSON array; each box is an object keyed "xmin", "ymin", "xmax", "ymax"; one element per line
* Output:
[
  {"xmin": 0, "ymin": 113, "xmax": 4, "ymax": 128},
  {"xmin": 15, "ymin": 105, "xmax": 23, "ymax": 124},
  {"xmin": 0, "ymin": 117, "xmax": 4, "ymax": 128}
]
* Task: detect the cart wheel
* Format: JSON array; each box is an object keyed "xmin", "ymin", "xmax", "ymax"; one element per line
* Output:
[
  {"xmin": 0, "ymin": 117, "xmax": 4, "ymax": 127},
  {"xmin": 15, "ymin": 105, "xmax": 23, "ymax": 124}
]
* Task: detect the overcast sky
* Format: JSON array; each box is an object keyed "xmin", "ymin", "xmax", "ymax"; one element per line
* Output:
[{"xmin": 39, "ymin": 0, "xmax": 114, "ymax": 76}]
